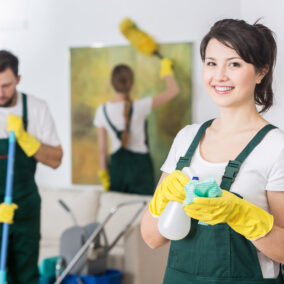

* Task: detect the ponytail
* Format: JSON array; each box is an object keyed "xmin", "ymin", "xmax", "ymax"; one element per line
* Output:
[
  {"xmin": 111, "ymin": 64, "xmax": 134, "ymax": 147},
  {"xmin": 253, "ymin": 20, "xmax": 277, "ymax": 112},
  {"xmin": 121, "ymin": 95, "xmax": 132, "ymax": 148}
]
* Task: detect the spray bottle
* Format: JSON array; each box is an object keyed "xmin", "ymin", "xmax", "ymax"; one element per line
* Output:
[{"xmin": 158, "ymin": 168, "xmax": 199, "ymax": 240}]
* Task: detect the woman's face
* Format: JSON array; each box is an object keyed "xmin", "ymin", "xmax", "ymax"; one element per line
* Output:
[{"xmin": 202, "ymin": 38, "xmax": 264, "ymax": 110}]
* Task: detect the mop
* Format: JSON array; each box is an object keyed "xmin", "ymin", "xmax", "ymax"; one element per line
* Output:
[{"xmin": 0, "ymin": 131, "xmax": 16, "ymax": 284}]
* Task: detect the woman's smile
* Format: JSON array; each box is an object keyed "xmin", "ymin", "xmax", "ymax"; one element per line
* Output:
[{"xmin": 213, "ymin": 85, "xmax": 235, "ymax": 95}]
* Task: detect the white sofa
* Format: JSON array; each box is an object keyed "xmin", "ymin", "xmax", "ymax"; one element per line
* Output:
[{"xmin": 38, "ymin": 186, "xmax": 170, "ymax": 284}]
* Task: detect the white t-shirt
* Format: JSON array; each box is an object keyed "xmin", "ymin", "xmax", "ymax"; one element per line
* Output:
[
  {"xmin": 0, "ymin": 92, "xmax": 60, "ymax": 146},
  {"xmin": 94, "ymin": 97, "xmax": 153, "ymax": 153},
  {"xmin": 161, "ymin": 123, "xmax": 284, "ymax": 279}
]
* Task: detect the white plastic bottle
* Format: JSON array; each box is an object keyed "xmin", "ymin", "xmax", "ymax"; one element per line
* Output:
[{"xmin": 158, "ymin": 169, "xmax": 199, "ymax": 240}]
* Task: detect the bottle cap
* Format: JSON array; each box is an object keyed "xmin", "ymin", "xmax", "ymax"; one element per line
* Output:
[{"xmin": 192, "ymin": 176, "xmax": 199, "ymax": 180}]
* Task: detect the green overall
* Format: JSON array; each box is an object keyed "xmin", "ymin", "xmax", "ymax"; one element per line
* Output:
[
  {"xmin": 103, "ymin": 104, "xmax": 154, "ymax": 195},
  {"xmin": 0, "ymin": 93, "xmax": 40, "ymax": 284},
  {"xmin": 164, "ymin": 120, "xmax": 284, "ymax": 284}
]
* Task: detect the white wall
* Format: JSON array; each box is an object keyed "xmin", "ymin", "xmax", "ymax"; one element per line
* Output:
[{"xmin": 1, "ymin": 0, "xmax": 282, "ymax": 188}]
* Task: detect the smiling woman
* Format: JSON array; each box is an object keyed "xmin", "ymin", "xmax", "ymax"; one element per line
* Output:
[
  {"xmin": 141, "ymin": 19, "xmax": 284, "ymax": 284},
  {"xmin": 200, "ymin": 19, "xmax": 276, "ymax": 113},
  {"xmin": 202, "ymin": 39, "xmax": 267, "ymax": 109}
]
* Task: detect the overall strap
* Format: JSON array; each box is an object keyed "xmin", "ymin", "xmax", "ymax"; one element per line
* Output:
[
  {"xmin": 175, "ymin": 120, "xmax": 214, "ymax": 235},
  {"xmin": 176, "ymin": 119, "xmax": 214, "ymax": 170},
  {"xmin": 22, "ymin": 93, "xmax": 28, "ymax": 131},
  {"xmin": 144, "ymin": 120, "xmax": 149, "ymax": 148},
  {"xmin": 220, "ymin": 124, "xmax": 277, "ymax": 190},
  {"xmin": 103, "ymin": 104, "xmax": 133, "ymax": 141}
]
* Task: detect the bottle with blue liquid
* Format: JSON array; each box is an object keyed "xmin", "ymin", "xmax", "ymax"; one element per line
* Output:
[{"xmin": 158, "ymin": 169, "xmax": 199, "ymax": 241}]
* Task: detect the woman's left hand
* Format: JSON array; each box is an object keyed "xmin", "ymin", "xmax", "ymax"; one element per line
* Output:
[
  {"xmin": 183, "ymin": 190, "xmax": 274, "ymax": 240},
  {"xmin": 98, "ymin": 169, "xmax": 110, "ymax": 191}
]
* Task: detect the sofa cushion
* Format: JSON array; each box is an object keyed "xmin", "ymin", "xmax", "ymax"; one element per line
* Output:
[
  {"xmin": 39, "ymin": 187, "xmax": 101, "ymax": 242},
  {"xmin": 97, "ymin": 192, "xmax": 151, "ymax": 247}
]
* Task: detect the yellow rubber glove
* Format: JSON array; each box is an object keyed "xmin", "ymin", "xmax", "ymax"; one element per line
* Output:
[
  {"xmin": 0, "ymin": 203, "xmax": 18, "ymax": 224},
  {"xmin": 160, "ymin": 58, "xmax": 173, "ymax": 78},
  {"xmin": 183, "ymin": 190, "xmax": 274, "ymax": 240},
  {"xmin": 149, "ymin": 170, "xmax": 190, "ymax": 217},
  {"xmin": 8, "ymin": 115, "xmax": 41, "ymax": 157},
  {"xmin": 98, "ymin": 169, "xmax": 110, "ymax": 192}
]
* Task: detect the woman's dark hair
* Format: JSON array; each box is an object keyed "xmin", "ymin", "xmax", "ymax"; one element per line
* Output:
[
  {"xmin": 0, "ymin": 50, "xmax": 19, "ymax": 76},
  {"xmin": 111, "ymin": 64, "xmax": 134, "ymax": 147},
  {"xmin": 200, "ymin": 19, "xmax": 277, "ymax": 113}
]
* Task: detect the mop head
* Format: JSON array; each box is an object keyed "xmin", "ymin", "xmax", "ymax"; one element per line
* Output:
[{"xmin": 119, "ymin": 18, "xmax": 158, "ymax": 56}]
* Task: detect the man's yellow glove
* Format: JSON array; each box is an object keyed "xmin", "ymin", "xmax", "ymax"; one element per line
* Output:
[
  {"xmin": 149, "ymin": 170, "xmax": 189, "ymax": 217},
  {"xmin": 183, "ymin": 190, "xmax": 274, "ymax": 240},
  {"xmin": 0, "ymin": 203, "xmax": 18, "ymax": 224},
  {"xmin": 8, "ymin": 115, "xmax": 41, "ymax": 157},
  {"xmin": 160, "ymin": 58, "xmax": 174, "ymax": 78},
  {"xmin": 98, "ymin": 169, "xmax": 110, "ymax": 192}
]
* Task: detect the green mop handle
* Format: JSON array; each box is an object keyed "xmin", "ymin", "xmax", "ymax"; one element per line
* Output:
[{"xmin": 0, "ymin": 131, "xmax": 16, "ymax": 284}]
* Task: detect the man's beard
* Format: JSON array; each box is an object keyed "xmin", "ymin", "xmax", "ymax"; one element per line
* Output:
[{"xmin": 0, "ymin": 92, "xmax": 17, "ymax": 107}]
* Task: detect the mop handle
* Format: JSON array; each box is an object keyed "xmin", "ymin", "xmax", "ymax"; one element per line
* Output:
[{"xmin": 0, "ymin": 131, "xmax": 16, "ymax": 284}]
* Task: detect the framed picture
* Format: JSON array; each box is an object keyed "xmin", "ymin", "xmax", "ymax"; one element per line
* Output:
[{"xmin": 71, "ymin": 42, "xmax": 192, "ymax": 184}]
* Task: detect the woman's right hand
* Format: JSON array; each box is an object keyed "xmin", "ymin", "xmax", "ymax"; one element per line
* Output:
[
  {"xmin": 149, "ymin": 170, "xmax": 190, "ymax": 217},
  {"xmin": 152, "ymin": 58, "xmax": 179, "ymax": 109},
  {"xmin": 159, "ymin": 58, "xmax": 174, "ymax": 78}
]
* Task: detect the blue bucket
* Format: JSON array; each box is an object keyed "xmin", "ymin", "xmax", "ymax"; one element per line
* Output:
[
  {"xmin": 62, "ymin": 269, "xmax": 122, "ymax": 284},
  {"xmin": 39, "ymin": 275, "xmax": 56, "ymax": 284}
]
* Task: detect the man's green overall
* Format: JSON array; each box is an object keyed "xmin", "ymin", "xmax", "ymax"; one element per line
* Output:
[
  {"xmin": 0, "ymin": 93, "xmax": 40, "ymax": 284},
  {"xmin": 103, "ymin": 104, "xmax": 154, "ymax": 195},
  {"xmin": 164, "ymin": 120, "xmax": 284, "ymax": 283}
]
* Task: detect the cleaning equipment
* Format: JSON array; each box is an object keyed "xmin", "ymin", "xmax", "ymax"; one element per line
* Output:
[
  {"xmin": 56, "ymin": 199, "xmax": 108, "ymax": 277},
  {"xmin": 39, "ymin": 256, "xmax": 59, "ymax": 284},
  {"xmin": 183, "ymin": 177, "xmax": 222, "ymax": 226},
  {"xmin": 119, "ymin": 18, "xmax": 174, "ymax": 77},
  {"xmin": 158, "ymin": 173, "xmax": 199, "ymax": 240},
  {"xmin": 183, "ymin": 177, "xmax": 223, "ymax": 205},
  {"xmin": 184, "ymin": 189, "xmax": 274, "ymax": 240},
  {"xmin": 55, "ymin": 199, "xmax": 147, "ymax": 284},
  {"xmin": 149, "ymin": 170, "xmax": 189, "ymax": 217},
  {"xmin": 62, "ymin": 269, "xmax": 122, "ymax": 284},
  {"xmin": 0, "ymin": 131, "xmax": 16, "ymax": 284},
  {"xmin": 119, "ymin": 18, "xmax": 162, "ymax": 58}
]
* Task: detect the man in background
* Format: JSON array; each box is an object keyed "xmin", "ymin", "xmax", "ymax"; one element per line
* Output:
[{"xmin": 0, "ymin": 50, "xmax": 63, "ymax": 283}]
